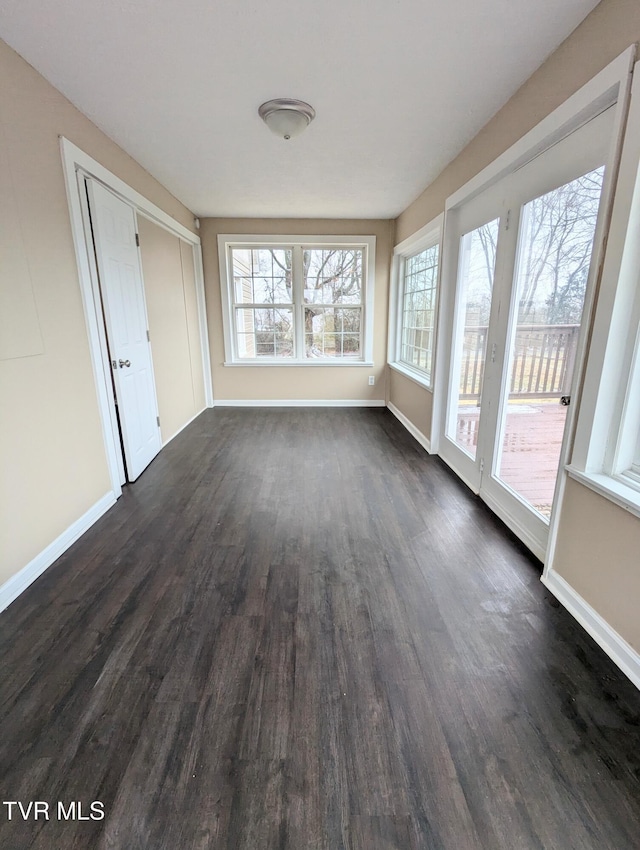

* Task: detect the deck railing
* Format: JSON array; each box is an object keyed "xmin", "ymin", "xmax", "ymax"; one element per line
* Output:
[{"xmin": 460, "ymin": 324, "xmax": 579, "ymax": 400}]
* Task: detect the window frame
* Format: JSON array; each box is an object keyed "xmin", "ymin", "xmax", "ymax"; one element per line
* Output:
[
  {"xmin": 568, "ymin": 59, "xmax": 640, "ymax": 518},
  {"xmin": 218, "ymin": 234, "xmax": 376, "ymax": 366},
  {"xmin": 388, "ymin": 214, "xmax": 443, "ymax": 390}
]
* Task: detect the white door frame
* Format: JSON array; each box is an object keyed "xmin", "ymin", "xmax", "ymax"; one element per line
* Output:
[
  {"xmin": 437, "ymin": 46, "xmax": 636, "ymax": 561},
  {"xmin": 60, "ymin": 137, "xmax": 213, "ymax": 498}
]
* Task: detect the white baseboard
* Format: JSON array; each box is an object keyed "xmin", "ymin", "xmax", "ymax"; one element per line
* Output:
[
  {"xmin": 0, "ymin": 491, "xmax": 117, "ymax": 614},
  {"xmin": 213, "ymin": 399, "xmax": 386, "ymax": 407},
  {"xmin": 480, "ymin": 488, "xmax": 546, "ymax": 562},
  {"xmin": 437, "ymin": 451, "xmax": 479, "ymax": 495},
  {"xmin": 162, "ymin": 406, "xmax": 206, "ymax": 447},
  {"xmin": 542, "ymin": 569, "xmax": 640, "ymax": 692},
  {"xmin": 387, "ymin": 401, "xmax": 432, "ymax": 453}
]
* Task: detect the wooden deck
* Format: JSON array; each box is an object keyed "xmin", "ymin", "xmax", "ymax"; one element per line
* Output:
[{"xmin": 457, "ymin": 400, "xmax": 567, "ymax": 517}]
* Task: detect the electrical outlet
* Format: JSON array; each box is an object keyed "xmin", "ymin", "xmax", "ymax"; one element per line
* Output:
[{"xmin": 368, "ymin": 375, "xmax": 375, "ymax": 386}]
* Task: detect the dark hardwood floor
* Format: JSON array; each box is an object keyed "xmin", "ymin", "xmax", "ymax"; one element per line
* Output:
[{"xmin": 1, "ymin": 408, "xmax": 640, "ymax": 849}]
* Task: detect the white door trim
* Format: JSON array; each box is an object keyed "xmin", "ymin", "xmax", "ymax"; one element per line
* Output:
[
  {"xmin": 445, "ymin": 47, "xmax": 636, "ymax": 212},
  {"xmin": 62, "ymin": 139, "xmax": 198, "ymax": 241},
  {"xmin": 75, "ymin": 170, "xmax": 126, "ymax": 487},
  {"xmin": 60, "ymin": 138, "xmax": 213, "ymax": 496}
]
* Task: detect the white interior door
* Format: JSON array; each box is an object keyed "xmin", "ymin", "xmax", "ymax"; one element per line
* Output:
[
  {"xmin": 440, "ymin": 108, "xmax": 615, "ymax": 558},
  {"xmin": 86, "ymin": 179, "xmax": 161, "ymax": 481}
]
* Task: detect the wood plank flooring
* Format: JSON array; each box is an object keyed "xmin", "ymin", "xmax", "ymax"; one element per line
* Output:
[{"xmin": 1, "ymin": 408, "xmax": 639, "ymax": 849}]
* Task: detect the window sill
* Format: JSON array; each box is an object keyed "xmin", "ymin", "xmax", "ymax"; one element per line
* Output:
[
  {"xmin": 224, "ymin": 360, "xmax": 374, "ymax": 367},
  {"xmin": 388, "ymin": 361, "xmax": 433, "ymax": 392},
  {"xmin": 566, "ymin": 466, "xmax": 640, "ymax": 519}
]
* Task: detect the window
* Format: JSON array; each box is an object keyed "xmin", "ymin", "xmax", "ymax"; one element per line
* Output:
[
  {"xmin": 568, "ymin": 68, "xmax": 640, "ymax": 517},
  {"xmin": 388, "ymin": 215, "xmax": 443, "ymax": 389},
  {"xmin": 571, "ymin": 271, "xmax": 640, "ymax": 515},
  {"xmin": 607, "ymin": 287, "xmax": 640, "ymax": 494},
  {"xmin": 231, "ymin": 247, "xmax": 294, "ymax": 358},
  {"xmin": 303, "ymin": 248, "xmax": 364, "ymax": 359},
  {"xmin": 631, "ymin": 417, "xmax": 640, "ymax": 481},
  {"xmin": 218, "ymin": 235, "xmax": 375, "ymax": 364},
  {"xmin": 399, "ymin": 244, "xmax": 439, "ymax": 377}
]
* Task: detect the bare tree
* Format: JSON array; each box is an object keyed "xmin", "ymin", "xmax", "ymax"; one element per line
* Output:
[
  {"xmin": 518, "ymin": 168, "xmax": 603, "ymax": 324},
  {"xmin": 302, "ymin": 249, "xmax": 362, "ymax": 356},
  {"xmin": 252, "ymin": 248, "xmax": 363, "ymax": 356},
  {"xmin": 476, "ymin": 221, "xmax": 498, "ymax": 324}
]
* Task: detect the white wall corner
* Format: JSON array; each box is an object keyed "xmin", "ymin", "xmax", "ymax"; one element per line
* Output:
[
  {"xmin": 0, "ymin": 492, "xmax": 117, "ymax": 614},
  {"xmin": 387, "ymin": 401, "xmax": 432, "ymax": 454},
  {"xmin": 542, "ymin": 569, "xmax": 640, "ymax": 692}
]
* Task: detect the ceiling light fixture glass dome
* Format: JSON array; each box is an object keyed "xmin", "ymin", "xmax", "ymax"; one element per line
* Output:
[{"xmin": 258, "ymin": 98, "xmax": 316, "ymax": 140}]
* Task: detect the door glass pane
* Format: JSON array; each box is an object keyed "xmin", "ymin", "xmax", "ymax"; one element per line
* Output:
[
  {"xmin": 449, "ymin": 219, "xmax": 500, "ymax": 459},
  {"xmin": 495, "ymin": 167, "xmax": 605, "ymax": 518}
]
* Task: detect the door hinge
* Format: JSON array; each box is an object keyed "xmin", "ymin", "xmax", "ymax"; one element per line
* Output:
[
  {"xmin": 480, "ymin": 458, "xmax": 485, "ymax": 473},
  {"xmin": 156, "ymin": 415, "xmax": 160, "ymax": 427},
  {"xmin": 135, "ymin": 233, "xmax": 140, "ymax": 247},
  {"xmin": 146, "ymin": 329, "xmax": 150, "ymax": 342},
  {"xmin": 490, "ymin": 342, "xmax": 497, "ymax": 363},
  {"xmin": 505, "ymin": 209, "xmax": 511, "ymax": 231}
]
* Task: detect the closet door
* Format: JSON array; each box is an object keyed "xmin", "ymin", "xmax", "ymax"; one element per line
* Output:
[{"xmin": 87, "ymin": 179, "xmax": 161, "ymax": 481}]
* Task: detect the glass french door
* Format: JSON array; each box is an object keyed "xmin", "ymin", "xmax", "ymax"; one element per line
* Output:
[
  {"xmin": 448, "ymin": 218, "xmax": 500, "ymax": 462},
  {"xmin": 491, "ymin": 168, "xmax": 604, "ymax": 517},
  {"xmin": 440, "ymin": 107, "xmax": 614, "ymax": 559}
]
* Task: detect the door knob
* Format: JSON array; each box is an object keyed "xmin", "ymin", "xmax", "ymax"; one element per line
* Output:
[{"xmin": 119, "ymin": 359, "xmax": 131, "ymax": 368}]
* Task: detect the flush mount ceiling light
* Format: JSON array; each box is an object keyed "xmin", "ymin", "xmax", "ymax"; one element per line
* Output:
[{"xmin": 258, "ymin": 98, "xmax": 316, "ymax": 140}]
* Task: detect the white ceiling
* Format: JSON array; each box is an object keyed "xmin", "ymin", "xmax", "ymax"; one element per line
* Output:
[{"xmin": 0, "ymin": 0, "xmax": 600, "ymax": 219}]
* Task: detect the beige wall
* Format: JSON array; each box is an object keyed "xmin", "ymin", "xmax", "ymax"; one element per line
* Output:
[
  {"xmin": 201, "ymin": 218, "xmax": 394, "ymax": 401},
  {"xmin": 139, "ymin": 218, "xmax": 205, "ymax": 442},
  {"xmin": 396, "ymin": 0, "xmax": 640, "ymax": 243},
  {"xmin": 389, "ymin": 371, "xmax": 433, "ymax": 442},
  {"xmin": 390, "ymin": 0, "xmax": 640, "ymax": 658},
  {"xmin": 0, "ymin": 38, "xmax": 196, "ymax": 587},
  {"xmin": 553, "ymin": 479, "xmax": 640, "ymax": 652}
]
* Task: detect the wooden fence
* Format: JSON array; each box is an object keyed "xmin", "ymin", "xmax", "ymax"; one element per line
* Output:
[{"xmin": 460, "ymin": 324, "xmax": 579, "ymax": 399}]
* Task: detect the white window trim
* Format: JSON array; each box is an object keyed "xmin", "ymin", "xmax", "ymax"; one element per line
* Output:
[
  {"xmin": 568, "ymin": 59, "xmax": 640, "ymax": 518},
  {"xmin": 218, "ymin": 234, "xmax": 376, "ymax": 366},
  {"xmin": 387, "ymin": 214, "xmax": 443, "ymax": 391}
]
